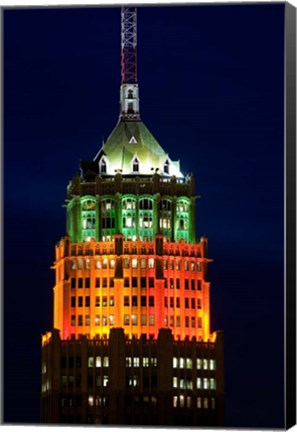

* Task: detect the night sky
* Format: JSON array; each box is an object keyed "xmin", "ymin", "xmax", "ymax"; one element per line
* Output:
[{"xmin": 4, "ymin": 4, "xmax": 285, "ymax": 427}]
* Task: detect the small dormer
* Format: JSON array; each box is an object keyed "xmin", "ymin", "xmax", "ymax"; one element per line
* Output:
[
  {"xmin": 131, "ymin": 155, "xmax": 140, "ymax": 173},
  {"xmin": 99, "ymin": 156, "xmax": 107, "ymax": 174},
  {"xmin": 163, "ymin": 158, "xmax": 170, "ymax": 175}
]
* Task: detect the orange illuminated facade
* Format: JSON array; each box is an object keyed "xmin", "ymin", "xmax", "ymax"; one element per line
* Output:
[{"xmin": 41, "ymin": 7, "xmax": 224, "ymax": 426}]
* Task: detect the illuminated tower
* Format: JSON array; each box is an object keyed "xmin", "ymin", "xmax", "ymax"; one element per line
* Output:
[{"xmin": 41, "ymin": 7, "xmax": 224, "ymax": 426}]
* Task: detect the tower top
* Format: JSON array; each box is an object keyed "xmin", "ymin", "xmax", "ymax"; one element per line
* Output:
[{"xmin": 120, "ymin": 7, "xmax": 140, "ymax": 121}]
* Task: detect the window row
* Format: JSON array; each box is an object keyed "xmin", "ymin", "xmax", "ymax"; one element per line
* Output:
[
  {"xmin": 71, "ymin": 277, "xmax": 114, "ymax": 289},
  {"xmin": 173, "ymin": 377, "xmax": 216, "ymax": 391},
  {"xmin": 71, "ymin": 314, "xmax": 114, "ymax": 327},
  {"xmin": 123, "ymin": 314, "xmax": 155, "ymax": 326},
  {"xmin": 71, "ymin": 296, "xmax": 114, "ymax": 308},
  {"xmin": 173, "ymin": 357, "xmax": 216, "ymax": 371},
  {"xmin": 164, "ymin": 260, "xmax": 202, "ymax": 272},
  {"xmin": 164, "ymin": 315, "xmax": 202, "ymax": 328},
  {"xmin": 123, "ymin": 295, "xmax": 155, "ymax": 307},
  {"xmin": 71, "ymin": 258, "xmax": 115, "ymax": 270},
  {"xmin": 88, "ymin": 356, "xmax": 109, "ymax": 368},
  {"xmin": 164, "ymin": 297, "xmax": 202, "ymax": 309},
  {"xmin": 164, "ymin": 278, "xmax": 202, "ymax": 290},
  {"xmin": 173, "ymin": 396, "xmax": 216, "ymax": 410},
  {"xmin": 125, "ymin": 357, "xmax": 157, "ymax": 368}
]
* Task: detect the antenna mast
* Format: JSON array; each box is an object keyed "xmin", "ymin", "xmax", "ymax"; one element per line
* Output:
[{"xmin": 121, "ymin": 6, "xmax": 137, "ymax": 84}]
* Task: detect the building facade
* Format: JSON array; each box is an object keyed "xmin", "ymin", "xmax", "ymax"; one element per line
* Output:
[{"xmin": 41, "ymin": 7, "xmax": 224, "ymax": 426}]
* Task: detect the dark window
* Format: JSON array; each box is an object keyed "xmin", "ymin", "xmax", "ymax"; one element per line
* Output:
[
  {"xmin": 191, "ymin": 298, "xmax": 195, "ymax": 309},
  {"xmin": 170, "ymin": 297, "xmax": 174, "ymax": 308},
  {"xmin": 102, "ymin": 278, "xmax": 107, "ymax": 288},
  {"xmin": 149, "ymin": 296, "xmax": 154, "ymax": 307},
  {"xmin": 176, "ymin": 298, "xmax": 180, "ymax": 308},
  {"xmin": 102, "ymin": 296, "xmax": 107, "ymax": 307},
  {"xmin": 124, "ymin": 296, "xmax": 130, "ymax": 307},
  {"xmin": 71, "ymin": 296, "xmax": 76, "ymax": 308},
  {"xmin": 132, "ymin": 296, "xmax": 138, "ymax": 307},
  {"xmin": 85, "ymin": 278, "xmax": 90, "ymax": 288},
  {"xmin": 191, "ymin": 279, "xmax": 195, "ymax": 290},
  {"xmin": 71, "ymin": 278, "xmax": 76, "ymax": 289},
  {"xmin": 197, "ymin": 280, "xmax": 201, "ymax": 291},
  {"xmin": 185, "ymin": 298, "xmax": 189, "ymax": 309},
  {"xmin": 176, "ymin": 279, "xmax": 180, "ymax": 289},
  {"xmin": 164, "ymin": 297, "xmax": 168, "ymax": 308},
  {"xmin": 78, "ymin": 278, "xmax": 83, "ymax": 288},
  {"xmin": 141, "ymin": 296, "xmax": 147, "ymax": 307},
  {"xmin": 85, "ymin": 296, "xmax": 90, "ymax": 307},
  {"xmin": 78, "ymin": 296, "xmax": 83, "ymax": 307},
  {"xmin": 95, "ymin": 296, "xmax": 100, "ymax": 307},
  {"xmin": 141, "ymin": 277, "xmax": 146, "ymax": 288},
  {"xmin": 124, "ymin": 277, "xmax": 129, "ymax": 287},
  {"xmin": 149, "ymin": 277, "xmax": 154, "ymax": 288},
  {"xmin": 95, "ymin": 277, "xmax": 100, "ymax": 288},
  {"xmin": 185, "ymin": 279, "xmax": 189, "ymax": 290},
  {"xmin": 198, "ymin": 298, "xmax": 202, "ymax": 309},
  {"xmin": 132, "ymin": 277, "xmax": 138, "ymax": 288}
]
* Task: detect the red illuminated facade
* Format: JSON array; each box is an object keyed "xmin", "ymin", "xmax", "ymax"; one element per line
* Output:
[{"xmin": 41, "ymin": 7, "xmax": 224, "ymax": 426}]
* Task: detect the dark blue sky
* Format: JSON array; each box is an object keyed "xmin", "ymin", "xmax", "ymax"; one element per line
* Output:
[{"xmin": 4, "ymin": 4, "xmax": 285, "ymax": 427}]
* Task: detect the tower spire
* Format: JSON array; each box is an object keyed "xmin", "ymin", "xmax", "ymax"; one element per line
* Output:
[{"xmin": 120, "ymin": 6, "xmax": 140, "ymax": 120}]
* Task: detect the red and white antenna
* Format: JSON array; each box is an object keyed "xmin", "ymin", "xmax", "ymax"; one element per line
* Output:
[{"xmin": 121, "ymin": 6, "xmax": 137, "ymax": 84}]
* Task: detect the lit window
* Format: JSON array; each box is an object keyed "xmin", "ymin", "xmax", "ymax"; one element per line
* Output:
[
  {"xmin": 173, "ymin": 357, "xmax": 178, "ymax": 368},
  {"xmin": 173, "ymin": 377, "xmax": 178, "ymax": 388},
  {"xmin": 110, "ymin": 259, "xmax": 115, "ymax": 269},
  {"xmin": 143, "ymin": 357, "xmax": 149, "ymax": 367},
  {"xmin": 186, "ymin": 358, "xmax": 192, "ymax": 369},
  {"xmin": 88, "ymin": 357, "xmax": 94, "ymax": 367},
  {"xmin": 184, "ymin": 261, "xmax": 189, "ymax": 271},
  {"xmin": 102, "ymin": 315, "xmax": 107, "ymax": 326},
  {"xmin": 197, "ymin": 397, "xmax": 202, "ymax": 409},
  {"xmin": 179, "ymin": 395, "xmax": 185, "ymax": 408},
  {"xmin": 124, "ymin": 314, "xmax": 130, "ymax": 325},
  {"xmin": 149, "ymin": 315, "xmax": 155, "ymax": 326},
  {"xmin": 131, "ymin": 258, "xmax": 138, "ymax": 268},
  {"xmin": 148, "ymin": 258, "xmax": 154, "ymax": 269},
  {"xmin": 197, "ymin": 377, "xmax": 202, "ymax": 389},
  {"xmin": 95, "ymin": 356, "xmax": 102, "ymax": 367},
  {"xmin": 210, "ymin": 359, "xmax": 216, "ymax": 370},
  {"xmin": 124, "ymin": 259, "xmax": 130, "ymax": 269},
  {"xmin": 126, "ymin": 357, "xmax": 132, "ymax": 367},
  {"xmin": 203, "ymin": 359, "xmax": 208, "ymax": 370},
  {"xmin": 133, "ymin": 357, "xmax": 140, "ymax": 367},
  {"xmin": 102, "ymin": 258, "xmax": 108, "ymax": 269},
  {"xmin": 86, "ymin": 259, "xmax": 90, "ymax": 269},
  {"xmin": 71, "ymin": 260, "xmax": 76, "ymax": 270},
  {"xmin": 95, "ymin": 315, "xmax": 100, "ymax": 326},
  {"xmin": 128, "ymin": 376, "xmax": 139, "ymax": 387},
  {"xmin": 103, "ymin": 356, "xmax": 109, "ymax": 367},
  {"xmin": 203, "ymin": 397, "xmax": 208, "ymax": 409},
  {"xmin": 180, "ymin": 378, "xmax": 185, "ymax": 389},
  {"xmin": 109, "ymin": 315, "xmax": 114, "ymax": 326},
  {"xmin": 197, "ymin": 358, "xmax": 201, "ymax": 369},
  {"xmin": 150, "ymin": 357, "xmax": 157, "ymax": 367},
  {"xmin": 88, "ymin": 396, "xmax": 94, "ymax": 406},
  {"xmin": 78, "ymin": 315, "xmax": 83, "ymax": 326},
  {"xmin": 102, "ymin": 296, "xmax": 107, "ymax": 307},
  {"xmin": 186, "ymin": 396, "xmax": 191, "ymax": 407},
  {"xmin": 95, "ymin": 259, "xmax": 101, "ymax": 269},
  {"xmin": 85, "ymin": 314, "xmax": 90, "ymax": 326},
  {"xmin": 140, "ymin": 259, "xmax": 146, "ymax": 269},
  {"xmin": 141, "ymin": 314, "xmax": 147, "ymax": 325},
  {"xmin": 131, "ymin": 314, "xmax": 138, "ymax": 325},
  {"xmin": 103, "ymin": 376, "xmax": 108, "ymax": 387},
  {"xmin": 203, "ymin": 378, "xmax": 209, "ymax": 390},
  {"xmin": 210, "ymin": 378, "xmax": 216, "ymax": 390},
  {"xmin": 176, "ymin": 261, "xmax": 180, "ymax": 270},
  {"xmin": 173, "ymin": 396, "xmax": 178, "ymax": 407}
]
